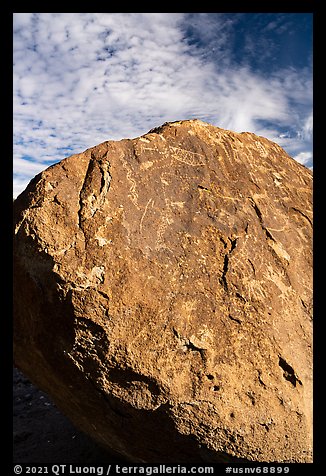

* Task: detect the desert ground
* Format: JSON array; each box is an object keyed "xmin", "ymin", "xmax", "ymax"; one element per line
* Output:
[{"xmin": 13, "ymin": 367, "xmax": 125, "ymax": 464}]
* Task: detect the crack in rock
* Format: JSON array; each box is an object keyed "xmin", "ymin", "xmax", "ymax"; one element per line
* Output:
[
  {"xmin": 220, "ymin": 237, "xmax": 238, "ymax": 291},
  {"xmin": 278, "ymin": 357, "xmax": 302, "ymax": 387},
  {"xmin": 78, "ymin": 150, "xmax": 111, "ymax": 240}
]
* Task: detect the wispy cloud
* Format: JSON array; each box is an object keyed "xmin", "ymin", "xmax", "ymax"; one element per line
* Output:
[{"xmin": 13, "ymin": 13, "xmax": 312, "ymax": 197}]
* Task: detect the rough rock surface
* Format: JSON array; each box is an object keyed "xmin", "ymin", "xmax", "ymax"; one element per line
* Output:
[{"xmin": 13, "ymin": 119, "xmax": 313, "ymax": 463}]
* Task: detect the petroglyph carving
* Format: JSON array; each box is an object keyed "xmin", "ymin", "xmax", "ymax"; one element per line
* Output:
[{"xmin": 169, "ymin": 146, "xmax": 205, "ymax": 166}]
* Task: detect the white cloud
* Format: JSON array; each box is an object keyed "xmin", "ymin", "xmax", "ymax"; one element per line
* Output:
[
  {"xmin": 13, "ymin": 13, "xmax": 313, "ymax": 197},
  {"xmin": 301, "ymin": 112, "xmax": 313, "ymax": 140},
  {"xmin": 293, "ymin": 151, "xmax": 312, "ymax": 166}
]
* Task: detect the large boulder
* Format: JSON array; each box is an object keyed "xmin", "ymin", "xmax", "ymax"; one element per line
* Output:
[{"xmin": 13, "ymin": 119, "xmax": 313, "ymax": 463}]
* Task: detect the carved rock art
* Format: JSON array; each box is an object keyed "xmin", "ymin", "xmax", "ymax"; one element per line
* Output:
[{"xmin": 13, "ymin": 119, "xmax": 313, "ymax": 463}]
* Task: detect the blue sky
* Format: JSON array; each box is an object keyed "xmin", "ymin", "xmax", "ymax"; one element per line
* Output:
[{"xmin": 13, "ymin": 13, "xmax": 313, "ymax": 197}]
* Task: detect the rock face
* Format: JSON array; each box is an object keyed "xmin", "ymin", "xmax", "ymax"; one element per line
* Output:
[{"xmin": 13, "ymin": 119, "xmax": 313, "ymax": 463}]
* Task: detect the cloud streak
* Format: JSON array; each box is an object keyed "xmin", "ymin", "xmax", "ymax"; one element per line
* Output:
[{"xmin": 13, "ymin": 13, "xmax": 313, "ymax": 197}]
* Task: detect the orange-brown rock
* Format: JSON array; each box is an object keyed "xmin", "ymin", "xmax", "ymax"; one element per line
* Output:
[{"xmin": 13, "ymin": 119, "xmax": 313, "ymax": 463}]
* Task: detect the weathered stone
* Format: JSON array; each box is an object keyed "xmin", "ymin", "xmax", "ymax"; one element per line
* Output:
[{"xmin": 13, "ymin": 119, "xmax": 313, "ymax": 463}]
